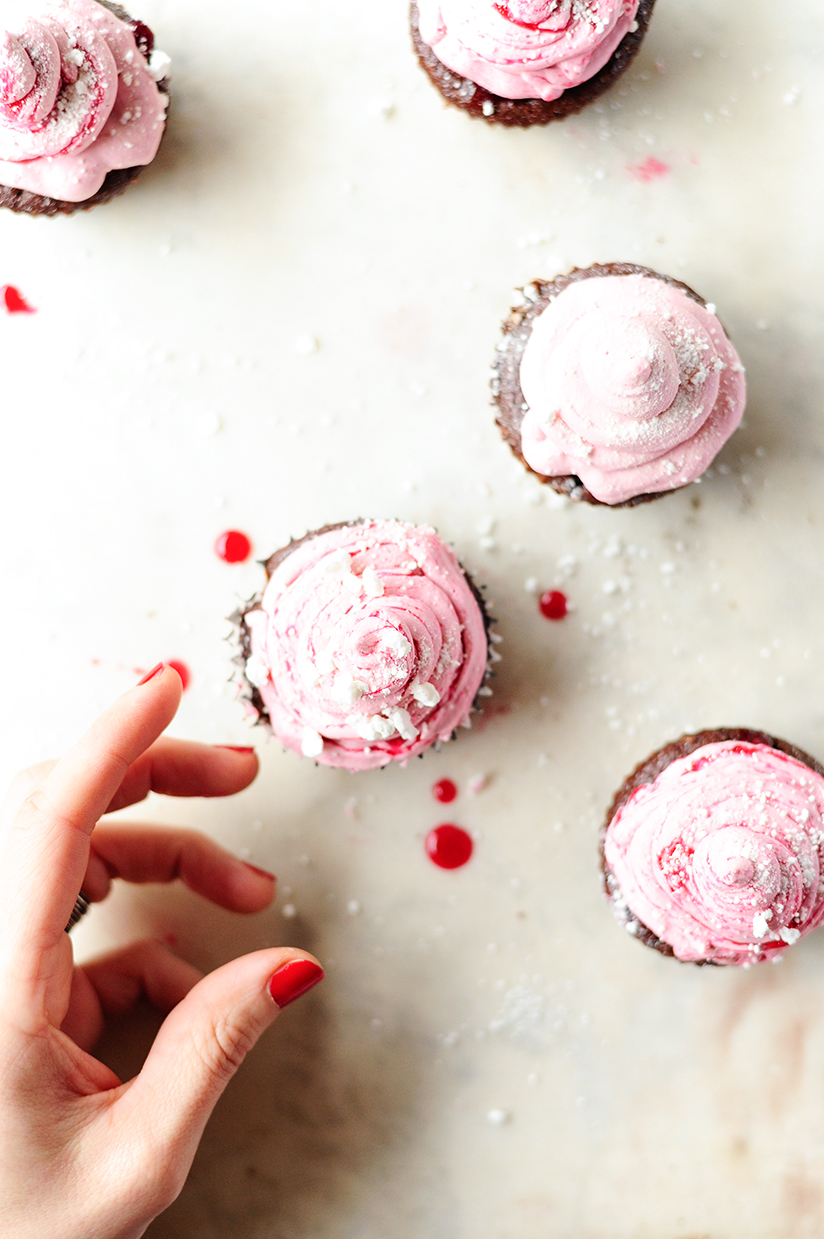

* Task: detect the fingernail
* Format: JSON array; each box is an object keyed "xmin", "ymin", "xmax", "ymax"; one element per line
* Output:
[
  {"xmin": 137, "ymin": 662, "xmax": 165, "ymax": 686},
  {"xmin": 244, "ymin": 862, "xmax": 275, "ymax": 881},
  {"xmin": 268, "ymin": 959, "xmax": 324, "ymax": 1008},
  {"xmin": 215, "ymin": 745, "xmax": 256, "ymax": 755}
]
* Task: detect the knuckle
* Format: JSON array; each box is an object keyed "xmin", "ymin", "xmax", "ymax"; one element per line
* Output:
[
  {"xmin": 10, "ymin": 787, "xmax": 51, "ymax": 835},
  {"xmin": 6, "ymin": 768, "xmax": 41, "ymax": 805},
  {"xmin": 194, "ymin": 1014, "xmax": 257, "ymax": 1084},
  {"xmin": 125, "ymin": 1149, "xmax": 187, "ymax": 1216},
  {"xmin": 23, "ymin": 785, "xmax": 53, "ymax": 816},
  {"xmin": 120, "ymin": 1121, "xmax": 189, "ymax": 1213},
  {"xmin": 16, "ymin": 785, "xmax": 84, "ymax": 840},
  {"xmin": 149, "ymin": 1160, "xmax": 190, "ymax": 1213}
]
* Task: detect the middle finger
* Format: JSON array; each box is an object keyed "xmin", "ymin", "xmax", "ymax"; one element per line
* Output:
[{"xmin": 84, "ymin": 824, "xmax": 276, "ymax": 912}]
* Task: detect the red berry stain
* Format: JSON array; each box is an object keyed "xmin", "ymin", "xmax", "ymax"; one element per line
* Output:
[
  {"xmin": 3, "ymin": 286, "xmax": 35, "ymax": 314},
  {"xmin": 167, "ymin": 659, "xmax": 191, "ymax": 690},
  {"xmin": 432, "ymin": 778, "xmax": 458, "ymax": 804},
  {"xmin": 215, "ymin": 529, "xmax": 252, "ymax": 563},
  {"xmin": 627, "ymin": 157, "xmax": 671, "ymax": 184},
  {"xmin": 539, "ymin": 590, "xmax": 567, "ymax": 620},
  {"xmin": 128, "ymin": 20, "xmax": 154, "ymax": 57},
  {"xmin": 426, "ymin": 824, "xmax": 474, "ymax": 870},
  {"xmin": 493, "ymin": 1, "xmax": 552, "ymax": 29},
  {"xmin": 494, "ymin": 5, "xmax": 537, "ymax": 28}
]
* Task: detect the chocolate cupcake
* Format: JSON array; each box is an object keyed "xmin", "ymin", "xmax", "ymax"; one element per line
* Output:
[
  {"xmin": 0, "ymin": 0, "xmax": 170, "ymax": 216},
  {"xmin": 411, "ymin": 0, "xmax": 656, "ymax": 127},
  {"xmin": 492, "ymin": 263, "xmax": 746, "ymax": 507},
  {"xmin": 601, "ymin": 730, "xmax": 824, "ymax": 965},
  {"xmin": 232, "ymin": 520, "xmax": 494, "ymax": 772}
]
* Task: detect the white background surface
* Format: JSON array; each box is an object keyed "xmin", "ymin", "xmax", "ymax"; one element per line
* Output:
[{"xmin": 2, "ymin": 1, "xmax": 824, "ymax": 1235}]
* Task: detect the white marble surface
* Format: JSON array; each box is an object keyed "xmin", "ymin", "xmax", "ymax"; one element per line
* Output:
[{"xmin": 2, "ymin": 1, "xmax": 824, "ymax": 1235}]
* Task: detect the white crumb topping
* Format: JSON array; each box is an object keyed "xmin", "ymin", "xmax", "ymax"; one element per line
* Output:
[
  {"xmin": 411, "ymin": 681, "xmax": 441, "ymax": 708},
  {"xmin": 301, "ymin": 728, "xmax": 324, "ymax": 758},
  {"xmin": 245, "ymin": 654, "xmax": 270, "ymax": 688}
]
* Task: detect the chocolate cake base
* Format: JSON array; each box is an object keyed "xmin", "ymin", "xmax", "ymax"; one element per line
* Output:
[
  {"xmin": 599, "ymin": 728, "xmax": 824, "ymax": 962},
  {"xmin": 0, "ymin": 166, "xmax": 147, "ymax": 218},
  {"xmin": 492, "ymin": 262, "xmax": 708, "ymax": 507},
  {"xmin": 411, "ymin": 0, "xmax": 656, "ymax": 127},
  {"xmin": 231, "ymin": 519, "xmax": 494, "ymax": 743}
]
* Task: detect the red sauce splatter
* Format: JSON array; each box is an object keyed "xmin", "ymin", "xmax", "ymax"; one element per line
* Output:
[
  {"xmin": 539, "ymin": 590, "xmax": 567, "ymax": 620},
  {"xmin": 627, "ymin": 157, "xmax": 671, "ymax": 184},
  {"xmin": 3, "ymin": 286, "xmax": 36, "ymax": 314},
  {"xmin": 426, "ymin": 823, "xmax": 474, "ymax": 870},
  {"xmin": 215, "ymin": 529, "xmax": 252, "ymax": 563},
  {"xmin": 167, "ymin": 659, "xmax": 191, "ymax": 690},
  {"xmin": 432, "ymin": 778, "xmax": 458, "ymax": 804}
]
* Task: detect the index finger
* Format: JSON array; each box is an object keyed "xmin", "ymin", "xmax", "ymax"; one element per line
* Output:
[
  {"xmin": 2, "ymin": 666, "xmax": 183, "ymax": 966},
  {"xmin": 2, "ymin": 738, "xmax": 259, "ymax": 821}
]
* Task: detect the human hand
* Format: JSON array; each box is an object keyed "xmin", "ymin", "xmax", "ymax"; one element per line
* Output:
[{"xmin": 0, "ymin": 663, "xmax": 323, "ymax": 1239}]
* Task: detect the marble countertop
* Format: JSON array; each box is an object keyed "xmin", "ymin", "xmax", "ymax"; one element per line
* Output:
[{"xmin": 2, "ymin": 1, "xmax": 824, "ymax": 1235}]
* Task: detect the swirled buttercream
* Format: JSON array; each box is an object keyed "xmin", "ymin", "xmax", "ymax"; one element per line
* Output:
[
  {"xmin": 416, "ymin": 0, "xmax": 639, "ymax": 100},
  {"xmin": 604, "ymin": 741, "xmax": 824, "ymax": 965},
  {"xmin": 518, "ymin": 274, "xmax": 745, "ymax": 504},
  {"xmin": 239, "ymin": 521, "xmax": 490, "ymax": 772},
  {"xmin": 0, "ymin": 0, "xmax": 168, "ymax": 202}
]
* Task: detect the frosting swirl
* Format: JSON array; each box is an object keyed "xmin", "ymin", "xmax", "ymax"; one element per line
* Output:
[
  {"xmin": 241, "ymin": 521, "xmax": 490, "ymax": 771},
  {"xmin": 0, "ymin": 0, "xmax": 168, "ymax": 202},
  {"xmin": 603, "ymin": 742, "xmax": 824, "ymax": 965},
  {"xmin": 518, "ymin": 274, "xmax": 746, "ymax": 504},
  {"xmin": 416, "ymin": 0, "xmax": 639, "ymax": 101}
]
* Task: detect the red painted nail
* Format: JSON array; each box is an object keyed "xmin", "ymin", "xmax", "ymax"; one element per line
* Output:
[
  {"xmin": 137, "ymin": 662, "xmax": 165, "ymax": 686},
  {"xmin": 166, "ymin": 659, "xmax": 191, "ymax": 690},
  {"xmin": 215, "ymin": 745, "xmax": 256, "ymax": 755},
  {"xmin": 268, "ymin": 959, "xmax": 324, "ymax": 1008},
  {"xmin": 244, "ymin": 862, "xmax": 275, "ymax": 881}
]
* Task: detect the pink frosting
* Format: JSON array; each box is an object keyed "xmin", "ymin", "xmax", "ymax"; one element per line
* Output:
[
  {"xmin": 417, "ymin": 0, "xmax": 639, "ymax": 101},
  {"xmin": 604, "ymin": 742, "xmax": 824, "ymax": 965},
  {"xmin": 0, "ymin": 0, "xmax": 168, "ymax": 202},
  {"xmin": 518, "ymin": 274, "xmax": 746, "ymax": 504},
  {"xmin": 242, "ymin": 521, "xmax": 489, "ymax": 772}
]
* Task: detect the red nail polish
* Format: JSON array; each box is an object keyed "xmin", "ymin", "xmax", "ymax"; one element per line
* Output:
[
  {"xmin": 137, "ymin": 662, "xmax": 165, "ymax": 686},
  {"xmin": 215, "ymin": 745, "xmax": 256, "ymax": 755},
  {"xmin": 244, "ymin": 862, "xmax": 275, "ymax": 881},
  {"xmin": 268, "ymin": 959, "xmax": 324, "ymax": 1008}
]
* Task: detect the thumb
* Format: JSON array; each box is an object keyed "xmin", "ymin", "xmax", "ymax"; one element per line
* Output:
[{"xmin": 117, "ymin": 948, "xmax": 323, "ymax": 1173}]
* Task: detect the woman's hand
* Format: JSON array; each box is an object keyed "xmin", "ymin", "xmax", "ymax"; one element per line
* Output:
[{"xmin": 0, "ymin": 664, "xmax": 323, "ymax": 1239}]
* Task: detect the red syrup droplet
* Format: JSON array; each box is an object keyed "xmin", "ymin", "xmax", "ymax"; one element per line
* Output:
[
  {"xmin": 426, "ymin": 824, "xmax": 474, "ymax": 870},
  {"xmin": 539, "ymin": 590, "xmax": 568, "ymax": 621},
  {"xmin": 167, "ymin": 659, "xmax": 191, "ymax": 690},
  {"xmin": 128, "ymin": 19, "xmax": 155, "ymax": 57},
  {"xmin": 215, "ymin": 529, "xmax": 252, "ymax": 563},
  {"xmin": 432, "ymin": 778, "xmax": 458, "ymax": 804},
  {"xmin": 3, "ymin": 286, "xmax": 35, "ymax": 314}
]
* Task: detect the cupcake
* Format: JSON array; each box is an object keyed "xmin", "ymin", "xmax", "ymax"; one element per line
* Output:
[
  {"xmin": 233, "ymin": 520, "xmax": 492, "ymax": 771},
  {"xmin": 493, "ymin": 263, "xmax": 746, "ymax": 507},
  {"xmin": 411, "ymin": 0, "xmax": 656, "ymax": 127},
  {"xmin": 0, "ymin": 0, "xmax": 170, "ymax": 216},
  {"xmin": 601, "ymin": 730, "xmax": 824, "ymax": 965}
]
